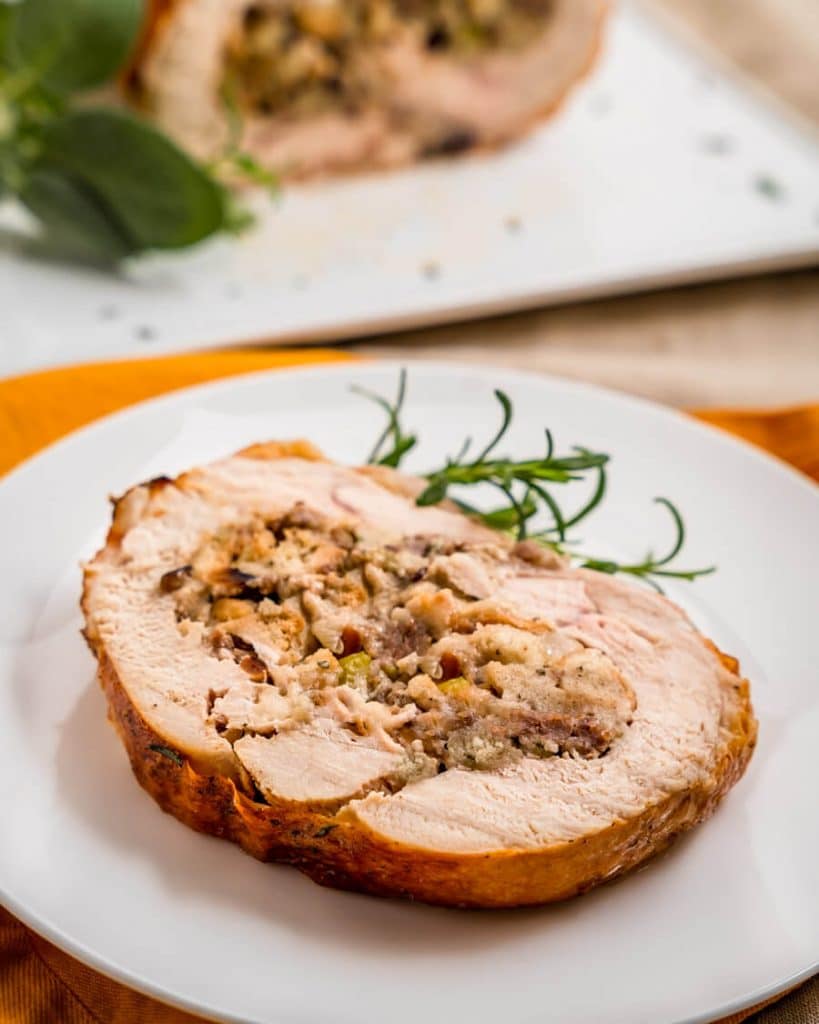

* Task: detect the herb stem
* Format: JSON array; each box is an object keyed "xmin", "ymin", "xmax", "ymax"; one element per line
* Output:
[
  {"xmin": 353, "ymin": 373, "xmax": 716, "ymax": 590},
  {"xmin": 351, "ymin": 368, "xmax": 417, "ymax": 468},
  {"xmin": 472, "ymin": 389, "xmax": 512, "ymax": 464}
]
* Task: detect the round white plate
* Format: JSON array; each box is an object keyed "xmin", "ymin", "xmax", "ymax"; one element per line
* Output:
[{"xmin": 1, "ymin": 361, "xmax": 817, "ymax": 1024}]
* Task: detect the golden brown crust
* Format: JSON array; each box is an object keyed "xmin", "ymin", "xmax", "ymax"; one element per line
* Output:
[
  {"xmin": 90, "ymin": 641, "xmax": 756, "ymax": 908},
  {"xmin": 237, "ymin": 439, "xmax": 327, "ymax": 463},
  {"xmin": 101, "ymin": 440, "xmax": 323, "ymax": 549},
  {"xmin": 122, "ymin": 0, "xmax": 179, "ymax": 95}
]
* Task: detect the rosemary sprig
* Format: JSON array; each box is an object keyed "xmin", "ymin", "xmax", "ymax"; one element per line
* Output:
[
  {"xmin": 353, "ymin": 372, "xmax": 716, "ymax": 590},
  {"xmin": 557, "ymin": 498, "xmax": 716, "ymax": 592},
  {"xmin": 453, "ymin": 492, "xmax": 539, "ymax": 531},
  {"xmin": 351, "ymin": 368, "xmax": 418, "ymax": 468},
  {"xmin": 415, "ymin": 391, "xmax": 609, "ymax": 524}
]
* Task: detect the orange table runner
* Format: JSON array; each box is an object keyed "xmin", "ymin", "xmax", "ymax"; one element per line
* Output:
[{"xmin": 1, "ymin": 349, "xmax": 816, "ymax": 1024}]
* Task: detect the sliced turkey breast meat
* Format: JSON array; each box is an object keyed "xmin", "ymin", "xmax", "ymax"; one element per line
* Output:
[
  {"xmin": 128, "ymin": 0, "xmax": 607, "ymax": 178},
  {"xmin": 82, "ymin": 441, "xmax": 756, "ymax": 907}
]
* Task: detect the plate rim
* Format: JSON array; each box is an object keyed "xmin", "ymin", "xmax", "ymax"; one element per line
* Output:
[
  {"xmin": 2, "ymin": 880, "xmax": 818, "ymax": 1024},
  {"xmin": 1, "ymin": 359, "xmax": 817, "ymax": 1024}
]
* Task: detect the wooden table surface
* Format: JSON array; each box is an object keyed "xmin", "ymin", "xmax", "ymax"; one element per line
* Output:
[{"xmin": 349, "ymin": 0, "xmax": 819, "ymax": 409}]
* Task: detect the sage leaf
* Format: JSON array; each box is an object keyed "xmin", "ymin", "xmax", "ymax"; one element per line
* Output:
[
  {"xmin": 6, "ymin": 0, "xmax": 142, "ymax": 94},
  {"xmin": 36, "ymin": 109, "xmax": 229, "ymax": 251},
  {"xmin": 0, "ymin": 6, "xmax": 12, "ymax": 60},
  {"xmin": 19, "ymin": 167, "xmax": 136, "ymax": 262}
]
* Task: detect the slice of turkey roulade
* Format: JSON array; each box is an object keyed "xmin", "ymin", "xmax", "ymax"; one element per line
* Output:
[
  {"xmin": 127, "ymin": 0, "xmax": 607, "ymax": 178},
  {"xmin": 81, "ymin": 441, "xmax": 756, "ymax": 908}
]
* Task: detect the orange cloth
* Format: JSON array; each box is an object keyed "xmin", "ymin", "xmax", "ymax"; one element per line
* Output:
[
  {"xmin": 0, "ymin": 349, "xmax": 816, "ymax": 1024},
  {"xmin": 0, "ymin": 348, "xmax": 354, "ymax": 478}
]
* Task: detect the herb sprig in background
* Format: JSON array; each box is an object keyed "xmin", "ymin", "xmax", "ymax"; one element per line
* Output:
[
  {"xmin": 355, "ymin": 371, "xmax": 716, "ymax": 591},
  {"xmin": 0, "ymin": 0, "xmax": 261, "ymax": 262}
]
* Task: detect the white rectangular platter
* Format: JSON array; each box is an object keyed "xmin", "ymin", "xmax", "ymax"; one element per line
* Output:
[{"xmin": 1, "ymin": 0, "xmax": 818, "ymax": 376}]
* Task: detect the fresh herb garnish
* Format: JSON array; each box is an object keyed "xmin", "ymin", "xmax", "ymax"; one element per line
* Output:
[
  {"xmin": 351, "ymin": 369, "xmax": 418, "ymax": 468},
  {"xmin": 0, "ymin": 0, "xmax": 259, "ymax": 262},
  {"xmin": 211, "ymin": 73, "xmax": 280, "ymax": 195},
  {"xmin": 354, "ymin": 373, "xmax": 715, "ymax": 591},
  {"xmin": 149, "ymin": 744, "xmax": 183, "ymax": 766},
  {"xmin": 560, "ymin": 498, "xmax": 716, "ymax": 592},
  {"xmin": 416, "ymin": 390, "xmax": 608, "ymax": 532}
]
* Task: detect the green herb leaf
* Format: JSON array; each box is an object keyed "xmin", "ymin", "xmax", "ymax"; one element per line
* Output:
[
  {"xmin": 455, "ymin": 493, "xmax": 539, "ymax": 530},
  {"xmin": 213, "ymin": 72, "xmax": 279, "ymax": 194},
  {"xmin": 0, "ymin": 5, "xmax": 13, "ymax": 60},
  {"xmin": 221, "ymin": 193, "xmax": 255, "ymax": 236},
  {"xmin": 6, "ymin": 0, "xmax": 142, "ymax": 94},
  {"xmin": 149, "ymin": 744, "xmax": 184, "ymax": 766},
  {"xmin": 228, "ymin": 151, "xmax": 280, "ymax": 192},
  {"xmin": 419, "ymin": 391, "xmax": 609, "ymax": 508},
  {"xmin": 416, "ymin": 478, "xmax": 448, "ymax": 506},
  {"xmin": 573, "ymin": 498, "xmax": 716, "ymax": 592},
  {"xmin": 35, "ymin": 109, "xmax": 230, "ymax": 251},
  {"xmin": 355, "ymin": 372, "xmax": 718, "ymax": 591},
  {"xmin": 19, "ymin": 166, "xmax": 136, "ymax": 261},
  {"xmin": 351, "ymin": 369, "xmax": 418, "ymax": 468}
]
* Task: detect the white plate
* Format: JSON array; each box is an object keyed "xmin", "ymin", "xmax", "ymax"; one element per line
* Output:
[
  {"xmin": 2, "ymin": 1, "xmax": 819, "ymax": 376},
  {"xmin": 1, "ymin": 362, "xmax": 817, "ymax": 1024}
]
